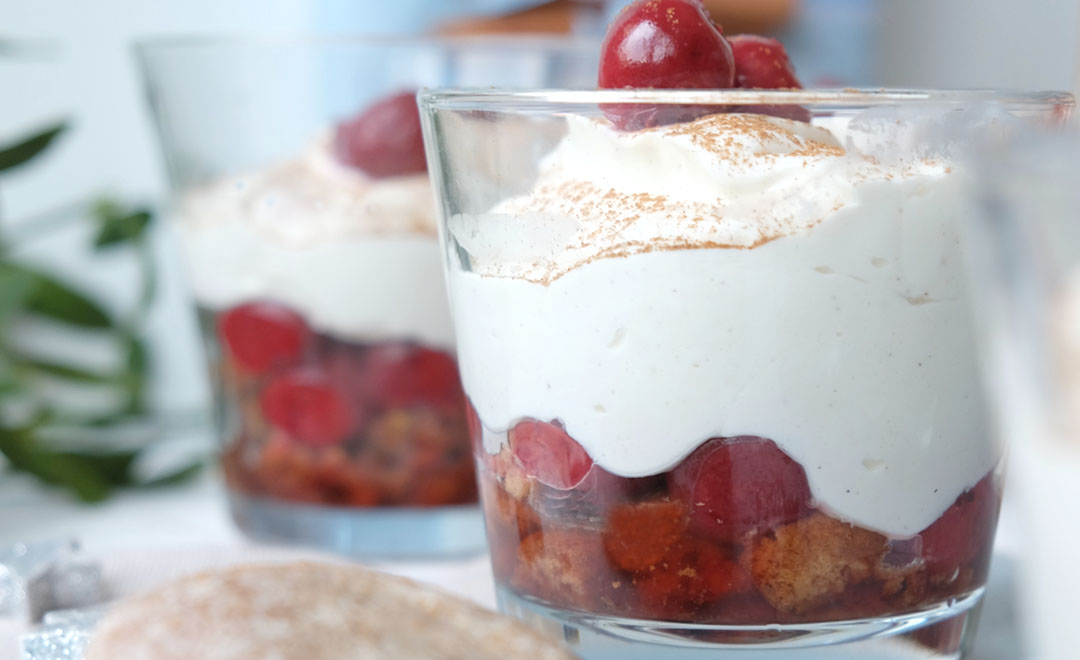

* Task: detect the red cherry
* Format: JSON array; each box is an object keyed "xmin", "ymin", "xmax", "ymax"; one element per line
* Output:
[
  {"xmin": 727, "ymin": 34, "xmax": 809, "ymax": 122},
  {"xmin": 218, "ymin": 302, "xmax": 310, "ymax": 374},
  {"xmin": 334, "ymin": 90, "xmax": 427, "ymax": 178},
  {"xmin": 669, "ymin": 436, "xmax": 811, "ymax": 543},
  {"xmin": 260, "ymin": 368, "xmax": 356, "ymax": 447},
  {"xmin": 359, "ymin": 344, "xmax": 464, "ymax": 411},
  {"xmin": 599, "ymin": 0, "xmax": 734, "ymax": 89},
  {"xmin": 321, "ymin": 346, "xmax": 369, "ymax": 404},
  {"xmin": 508, "ymin": 419, "xmax": 593, "ymax": 490},
  {"xmin": 919, "ymin": 473, "xmax": 999, "ymax": 574},
  {"xmin": 728, "ymin": 34, "xmax": 801, "ymax": 89},
  {"xmin": 598, "ymin": 0, "xmax": 735, "ymax": 129}
]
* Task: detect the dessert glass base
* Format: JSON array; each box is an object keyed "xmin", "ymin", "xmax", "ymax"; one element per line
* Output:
[
  {"xmin": 227, "ymin": 492, "xmax": 486, "ymax": 558},
  {"xmin": 475, "ymin": 427, "xmax": 996, "ymax": 660},
  {"xmin": 497, "ymin": 586, "xmax": 984, "ymax": 660},
  {"xmin": 201, "ymin": 304, "xmax": 482, "ymax": 558}
]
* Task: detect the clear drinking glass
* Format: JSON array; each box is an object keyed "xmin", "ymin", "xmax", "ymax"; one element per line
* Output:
[
  {"xmin": 419, "ymin": 89, "xmax": 1071, "ymax": 657},
  {"xmin": 135, "ymin": 37, "xmax": 598, "ymax": 558},
  {"xmin": 965, "ymin": 126, "xmax": 1080, "ymax": 660}
]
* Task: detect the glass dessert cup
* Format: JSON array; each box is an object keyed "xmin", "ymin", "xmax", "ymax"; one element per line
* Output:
[
  {"xmin": 420, "ymin": 89, "xmax": 1071, "ymax": 655},
  {"xmin": 136, "ymin": 37, "xmax": 598, "ymax": 558}
]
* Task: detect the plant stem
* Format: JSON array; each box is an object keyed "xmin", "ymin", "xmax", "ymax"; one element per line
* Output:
[
  {"xmin": 0, "ymin": 182, "xmax": 7, "ymax": 250},
  {"xmin": 131, "ymin": 237, "xmax": 157, "ymax": 326},
  {"xmin": 4, "ymin": 198, "xmax": 95, "ymax": 246}
]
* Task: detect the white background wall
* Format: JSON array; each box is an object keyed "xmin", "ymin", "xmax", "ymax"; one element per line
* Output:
[{"xmin": 878, "ymin": 0, "xmax": 1079, "ymax": 91}]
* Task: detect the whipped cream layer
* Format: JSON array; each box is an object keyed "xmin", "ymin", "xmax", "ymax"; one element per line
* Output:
[
  {"xmin": 177, "ymin": 137, "xmax": 453, "ymax": 349},
  {"xmin": 448, "ymin": 113, "xmax": 996, "ymax": 537}
]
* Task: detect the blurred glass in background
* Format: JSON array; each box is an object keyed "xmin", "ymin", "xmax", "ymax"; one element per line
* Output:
[
  {"xmin": 967, "ymin": 124, "xmax": 1080, "ymax": 660},
  {"xmin": 136, "ymin": 35, "xmax": 597, "ymax": 555}
]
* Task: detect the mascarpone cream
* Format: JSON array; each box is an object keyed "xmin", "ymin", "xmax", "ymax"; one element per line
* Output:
[{"xmin": 176, "ymin": 136, "xmax": 453, "ymax": 349}]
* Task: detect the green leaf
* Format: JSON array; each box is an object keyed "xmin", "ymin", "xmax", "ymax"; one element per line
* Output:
[
  {"xmin": 0, "ymin": 267, "xmax": 34, "ymax": 319},
  {"xmin": 53, "ymin": 449, "xmax": 139, "ymax": 486},
  {"xmin": 121, "ymin": 335, "xmax": 149, "ymax": 414},
  {"xmin": 0, "ymin": 427, "xmax": 112, "ymax": 502},
  {"xmin": 0, "ymin": 354, "xmax": 22, "ymax": 396},
  {"xmin": 0, "ymin": 260, "xmax": 113, "ymax": 328},
  {"xmin": 93, "ymin": 203, "xmax": 152, "ymax": 250},
  {"xmin": 46, "ymin": 409, "xmax": 140, "ymax": 429},
  {"xmin": 16, "ymin": 356, "xmax": 123, "ymax": 384},
  {"xmin": 125, "ymin": 335, "xmax": 149, "ymax": 377},
  {"xmin": 0, "ymin": 409, "xmax": 206, "ymax": 500},
  {"xmin": 0, "ymin": 122, "xmax": 68, "ymax": 173},
  {"xmin": 132, "ymin": 239, "xmax": 157, "ymax": 323}
]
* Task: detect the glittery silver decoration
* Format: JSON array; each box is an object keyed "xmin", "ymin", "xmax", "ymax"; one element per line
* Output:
[
  {"xmin": 19, "ymin": 607, "xmax": 103, "ymax": 660},
  {"xmin": 19, "ymin": 627, "xmax": 92, "ymax": 660},
  {"xmin": 0, "ymin": 540, "xmax": 76, "ymax": 618},
  {"xmin": 44, "ymin": 564, "xmax": 103, "ymax": 615},
  {"xmin": 0, "ymin": 541, "xmax": 104, "ymax": 622},
  {"xmin": 0, "ymin": 562, "xmax": 27, "ymax": 616}
]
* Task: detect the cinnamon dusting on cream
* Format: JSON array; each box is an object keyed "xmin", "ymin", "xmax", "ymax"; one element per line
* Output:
[
  {"xmin": 453, "ymin": 112, "xmax": 949, "ymax": 285},
  {"xmin": 181, "ymin": 133, "xmax": 437, "ymax": 246}
]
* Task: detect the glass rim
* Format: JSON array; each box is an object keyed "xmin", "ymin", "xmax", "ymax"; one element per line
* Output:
[
  {"xmin": 419, "ymin": 87, "xmax": 1075, "ymax": 110},
  {"xmin": 132, "ymin": 33, "xmax": 601, "ymax": 57}
]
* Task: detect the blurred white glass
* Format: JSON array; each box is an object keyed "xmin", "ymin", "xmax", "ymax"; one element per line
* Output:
[{"xmin": 966, "ymin": 121, "xmax": 1080, "ymax": 660}]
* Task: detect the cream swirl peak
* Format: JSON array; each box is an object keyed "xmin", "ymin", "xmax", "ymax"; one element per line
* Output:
[
  {"xmin": 451, "ymin": 113, "xmax": 946, "ymax": 284},
  {"xmin": 180, "ymin": 134, "xmax": 435, "ymax": 246}
]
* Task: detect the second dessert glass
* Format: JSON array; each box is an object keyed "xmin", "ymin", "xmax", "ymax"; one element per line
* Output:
[
  {"xmin": 420, "ymin": 89, "xmax": 1070, "ymax": 657},
  {"xmin": 136, "ymin": 37, "xmax": 597, "ymax": 557}
]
